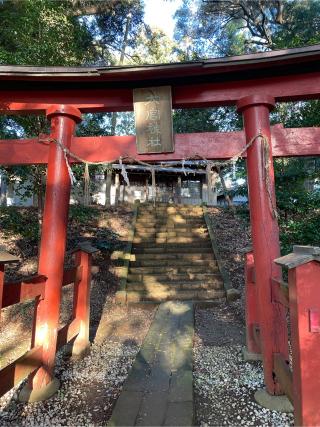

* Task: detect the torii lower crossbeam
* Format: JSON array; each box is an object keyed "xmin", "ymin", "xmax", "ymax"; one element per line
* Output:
[{"xmin": 0, "ymin": 124, "xmax": 320, "ymax": 165}]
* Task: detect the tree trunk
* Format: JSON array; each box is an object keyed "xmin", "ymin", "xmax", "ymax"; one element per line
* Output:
[
  {"xmin": 122, "ymin": 181, "xmax": 126, "ymax": 203},
  {"xmin": 109, "ymin": 14, "xmax": 131, "ymax": 138},
  {"xmin": 218, "ymin": 167, "xmax": 235, "ymax": 212},
  {"xmin": 114, "ymin": 173, "xmax": 120, "ymax": 206},
  {"xmin": 0, "ymin": 173, "xmax": 7, "ymax": 206},
  {"xmin": 176, "ymin": 176, "xmax": 182, "ymax": 204},
  {"xmin": 207, "ymin": 170, "xmax": 218, "ymax": 206},
  {"xmin": 145, "ymin": 178, "xmax": 149, "ymax": 202},
  {"xmin": 104, "ymin": 169, "xmax": 112, "ymax": 207}
]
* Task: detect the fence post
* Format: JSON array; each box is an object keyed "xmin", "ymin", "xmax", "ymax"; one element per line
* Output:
[
  {"xmin": 0, "ymin": 251, "xmax": 19, "ymax": 320},
  {"xmin": 243, "ymin": 249, "xmax": 262, "ymax": 360},
  {"xmin": 72, "ymin": 245, "xmax": 98, "ymax": 357},
  {"xmin": 276, "ymin": 245, "xmax": 320, "ymax": 426}
]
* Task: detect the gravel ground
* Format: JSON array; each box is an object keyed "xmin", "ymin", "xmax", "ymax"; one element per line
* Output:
[
  {"xmin": 0, "ymin": 205, "xmax": 157, "ymax": 425},
  {"xmin": 198, "ymin": 208, "xmax": 293, "ymax": 426},
  {"xmin": 0, "ymin": 302, "xmax": 155, "ymax": 426},
  {"xmin": 194, "ymin": 304, "xmax": 294, "ymax": 427}
]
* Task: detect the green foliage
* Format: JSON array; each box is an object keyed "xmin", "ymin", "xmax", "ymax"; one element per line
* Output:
[
  {"xmin": 272, "ymin": 101, "xmax": 320, "ymax": 129},
  {"xmin": 0, "ymin": 0, "xmax": 95, "ymax": 203},
  {"xmin": 0, "ymin": 206, "xmax": 39, "ymax": 242},
  {"xmin": 174, "ymin": 0, "xmax": 320, "ymax": 55},
  {"xmin": 134, "ymin": 28, "xmax": 177, "ymax": 64},
  {"xmin": 173, "ymin": 108, "xmax": 218, "ymax": 133},
  {"xmin": 92, "ymin": 0, "xmax": 144, "ymax": 64},
  {"xmin": 0, "ymin": 0, "xmax": 96, "ymax": 66},
  {"xmin": 95, "ymin": 240, "xmax": 114, "ymax": 251},
  {"xmin": 280, "ymin": 213, "xmax": 320, "ymax": 255},
  {"xmin": 273, "ymin": 0, "xmax": 320, "ymax": 49},
  {"xmin": 68, "ymin": 204, "xmax": 99, "ymax": 225},
  {"xmin": 174, "ymin": 0, "xmax": 247, "ymax": 59},
  {"xmin": 272, "ymin": 157, "xmax": 320, "ymax": 254},
  {"xmin": 275, "ymin": 158, "xmax": 319, "ymax": 214},
  {"xmin": 173, "ymin": 106, "xmax": 241, "ymax": 133}
]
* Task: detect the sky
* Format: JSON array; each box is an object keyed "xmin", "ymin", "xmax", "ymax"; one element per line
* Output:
[{"xmin": 144, "ymin": 0, "xmax": 182, "ymax": 38}]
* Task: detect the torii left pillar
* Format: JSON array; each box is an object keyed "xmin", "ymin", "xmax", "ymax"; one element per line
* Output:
[{"xmin": 19, "ymin": 105, "xmax": 82, "ymax": 402}]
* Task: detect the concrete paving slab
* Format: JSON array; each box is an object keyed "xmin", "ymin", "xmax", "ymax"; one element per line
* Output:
[
  {"xmin": 164, "ymin": 401, "xmax": 194, "ymax": 426},
  {"xmin": 109, "ymin": 301, "xmax": 194, "ymax": 426}
]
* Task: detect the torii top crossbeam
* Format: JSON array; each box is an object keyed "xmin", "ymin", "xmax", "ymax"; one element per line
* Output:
[
  {"xmin": 1, "ymin": 44, "xmax": 320, "ymax": 114},
  {"xmin": 1, "ymin": 44, "xmax": 320, "ymax": 165}
]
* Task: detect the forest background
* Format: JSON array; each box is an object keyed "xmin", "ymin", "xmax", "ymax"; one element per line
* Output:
[{"xmin": 1, "ymin": 0, "xmax": 320, "ymax": 255}]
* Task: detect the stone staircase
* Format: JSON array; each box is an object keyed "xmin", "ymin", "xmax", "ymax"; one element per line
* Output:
[{"xmin": 119, "ymin": 203, "xmax": 226, "ymax": 303}]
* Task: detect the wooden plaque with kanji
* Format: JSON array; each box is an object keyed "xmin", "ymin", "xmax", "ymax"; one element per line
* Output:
[{"xmin": 133, "ymin": 86, "xmax": 174, "ymax": 154}]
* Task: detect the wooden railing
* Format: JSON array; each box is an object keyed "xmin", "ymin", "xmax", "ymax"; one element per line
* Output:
[
  {"xmin": 244, "ymin": 245, "xmax": 320, "ymax": 426},
  {"xmin": 0, "ymin": 245, "xmax": 95, "ymax": 398}
]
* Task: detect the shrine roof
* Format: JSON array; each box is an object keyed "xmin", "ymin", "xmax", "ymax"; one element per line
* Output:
[{"xmin": 0, "ymin": 44, "xmax": 320, "ymax": 87}]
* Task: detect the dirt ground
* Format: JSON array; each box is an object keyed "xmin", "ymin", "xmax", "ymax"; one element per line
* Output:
[
  {"xmin": 206, "ymin": 207, "xmax": 252, "ymax": 321},
  {"xmin": 0, "ymin": 205, "xmax": 133, "ymax": 368}
]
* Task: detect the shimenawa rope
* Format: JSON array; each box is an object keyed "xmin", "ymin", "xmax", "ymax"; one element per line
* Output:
[{"xmin": 37, "ymin": 132, "xmax": 277, "ymax": 217}]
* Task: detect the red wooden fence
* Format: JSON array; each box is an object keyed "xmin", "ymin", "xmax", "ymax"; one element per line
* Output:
[
  {"xmin": 244, "ymin": 245, "xmax": 320, "ymax": 426},
  {"xmin": 0, "ymin": 247, "xmax": 93, "ymax": 398}
]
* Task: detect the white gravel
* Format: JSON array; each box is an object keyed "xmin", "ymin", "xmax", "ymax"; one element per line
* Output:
[
  {"xmin": 0, "ymin": 340, "xmax": 139, "ymax": 426},
  {"xmin": 194, "ymin": 344, "xmax": 294, "ymax": 426}
]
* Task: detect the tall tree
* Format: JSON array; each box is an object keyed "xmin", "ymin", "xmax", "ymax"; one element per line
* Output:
[
  {"xmin": 200, "ymin": 0, "xmax": 285, "ymax": 50},
  {"xmin": 174, "ymin": 0, "xmax": 320, "ymax": 56},
  {"xmin": 88, "ymin": 0, "xmax": 145, "ymax": 65},
  {"xmin": 0, "ymin": 0, "xmax": 149, "ymax": 208},
  {"xmin": 0, "ymin": 0, "xmax": 97, "ymax": 65}
]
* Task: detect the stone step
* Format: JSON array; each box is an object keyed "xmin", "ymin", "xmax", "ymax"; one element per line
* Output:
[
  {"xmin": 133, "ymin": 237, "xmax": 211, "ymax": 244},
  {"xmin": 133, "ymin": 238, "xmax": 210, "ymax": 244},
  {"xmin": 140, "ymin": 212, "xmax": 202, "ymax": 217},
  {"xmin": 125, "ymin": 288, "xmax": 226, "ymax": 303},
  {"xmin": 127, "ymin": 272, "xmax": 223, "ymax": 284},
  {"xmin": 137, "ymin": 215, "xmax": 204, "ymax": 221},
  {"xmin": 129, "ymin": 265, "xmax": 219, "ymax": 274},
  {"xmin": 137, "ymin": 215, "xmax": 204, "ymax": 224},
  {"xmin": 138, "ymin": 208, "xmax": 203, "ymax": 213},
  {"xmin": 137, "ymin": 215, "xmax": 203, "ymax": 221},
  {"xmin": 135, "ymin": 224, "xmax": 206, "ymax": 234},
  {"xmin": 135, "ymin": 224, "xmax": 206, "ymax": 230},
  {"xmin": 142, "ymin": 206, "xmax": 202, "ymax": 212},
  {"xmin": 135, "ymin": 229, "xmax": 208, "ymax": 235},
  {"xmin": 132, "ymin": 246, "xmax": 212, "ymax": 254},
  {"xmin": 130, "ymin": 259, "xmax": 218, "ymax": 267},
  {"xmin": 133, "ymin": 241, "xmax": 212, "ymax": 248},
  {"xmin": 134, "ymin": 230, "xmax": 208, "ymax": 238},
  {"xmin": 134, "ymin": 231, "xmax": 207, "ymax": 238},
  {"xmin": 127, "ymin": 281, "xmax": 223, "ymax": 292},
  {"xmin": 116, "ymin": 204, "xmax": 227, "ymax": 307},
  {"xmin": 131, "ymin": 253, "xmax": 215, "ymax": 261}
]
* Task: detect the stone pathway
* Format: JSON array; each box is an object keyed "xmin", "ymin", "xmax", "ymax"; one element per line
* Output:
[{"xmin": 108, "ymin": 301, "xmax": 194, "ymax": 426}]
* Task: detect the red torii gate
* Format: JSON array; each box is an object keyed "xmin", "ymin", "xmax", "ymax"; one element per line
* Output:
[{"xmin": 1, "ymin": 45, "xmax": 320, "ymax": 426}]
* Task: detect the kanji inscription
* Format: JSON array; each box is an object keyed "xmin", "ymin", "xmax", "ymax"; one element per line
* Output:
[{"xmin": 133, "ymin": 86, "xmax": 174, "ymax": 154}]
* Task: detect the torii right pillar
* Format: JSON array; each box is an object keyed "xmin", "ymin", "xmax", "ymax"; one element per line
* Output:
[{"xmin": 237, "ymin": 95, "xmax": 289, "ymax": 397}]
